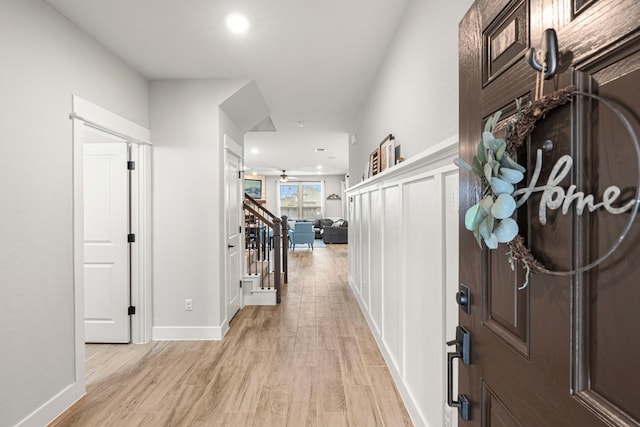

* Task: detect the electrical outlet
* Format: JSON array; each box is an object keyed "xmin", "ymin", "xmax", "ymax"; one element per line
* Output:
[{"xmin": 185, "ymin": 299, "xmax": 193, "ymax": 311}]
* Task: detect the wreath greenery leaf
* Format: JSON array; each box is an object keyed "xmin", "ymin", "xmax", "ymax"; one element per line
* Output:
[{"xmin": 455, "ymin": 87, "xmax": 577, "ymax": 289}]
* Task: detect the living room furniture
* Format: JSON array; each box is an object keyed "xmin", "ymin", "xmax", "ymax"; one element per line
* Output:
[
  {"xmin": 289, "ymin": 222, "xmax": 315, "ymax": 251},
  {"xmin": 311, "ymin": 218, "xmax": 334, "ymax": 239},
  {"xmin": 322, "ymin": 219, "xmax": 348, "ymax": 244}
]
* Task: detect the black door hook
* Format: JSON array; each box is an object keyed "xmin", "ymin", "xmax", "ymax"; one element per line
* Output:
[{"xmin": 525, "ymin": 28, "xmax": 558, "ymax": 80}]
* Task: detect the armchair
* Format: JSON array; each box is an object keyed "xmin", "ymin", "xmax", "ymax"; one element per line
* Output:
[{"xmin": 289, "ymin": 222, "xmax": 315, "ymax": 251}]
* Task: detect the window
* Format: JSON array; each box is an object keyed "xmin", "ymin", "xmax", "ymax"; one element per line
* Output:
[{"xmin": 279, "ymin": 182, "xmax": 323, "ymax": 219}]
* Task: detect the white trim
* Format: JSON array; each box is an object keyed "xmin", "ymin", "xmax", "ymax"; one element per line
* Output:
[
  {"xmin": 14, "ymin": 383, "xmax": 84, "ymax": 427},
  {"xmin": 72, "ymin": 96, "xmax": 150, "ymax": 144},
  {"xmin": 223, "ymin": 135, "xmax": 244, "ymax": 328},
  {"xmin": 350, "ymin": 279, "xmax": 425, "ymax": 427},
  {"xmin": 54, "ymin": 95, "xmax": 152, "ymax": 426},
  {"xmin": 224, "ymin": 134, "xmax": 242, "ymax": 154},
  {"xmin": 152, "ymin": 326, "xmax": 226, "ymax": 341},
  {"xmin": 130, "ymin": 143, "xmax": 153, "ymax": 344},
  {"xmin": 19, "ymin": 117, "xmax": 91, "ymax": 427},
  {"xmin": 347, "ymin": 134, "xmax": 458, "ymax": 192}
]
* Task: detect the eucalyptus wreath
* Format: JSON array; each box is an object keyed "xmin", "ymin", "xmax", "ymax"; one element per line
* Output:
[{"xmin": 455, "ymin": 87, "xmax": 577, "ymax": 288}]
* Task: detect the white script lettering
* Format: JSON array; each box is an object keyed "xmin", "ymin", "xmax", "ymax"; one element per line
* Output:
[{"xmin": 512, "ymin": 149, "xmax": 635, "ymax": 224}]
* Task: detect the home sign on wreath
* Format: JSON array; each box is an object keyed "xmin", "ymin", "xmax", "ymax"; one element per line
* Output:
[{"xmin": 455, "ymin": 86, "xmax": 640, "ymax": 289}]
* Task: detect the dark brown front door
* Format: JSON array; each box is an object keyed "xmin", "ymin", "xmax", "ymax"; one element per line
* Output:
[{"xmin": 458, "ymin": 0, "xmax": 640, "ymax": 425}]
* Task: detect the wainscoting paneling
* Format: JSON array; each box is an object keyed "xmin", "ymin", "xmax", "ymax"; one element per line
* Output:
[
  {"xmin": 369, "ymin": 190, "xmax": 383, "ymax": 335},
  {"xmin": 382, "ymin": 185, "xmax": 402, "ymax": 373},
  {"xmin": 346, "ymin": 136, "xmax": 459, "ymax": 427}
]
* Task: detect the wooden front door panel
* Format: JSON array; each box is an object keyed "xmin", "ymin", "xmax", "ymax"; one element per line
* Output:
[{"xmin": 459, "ymin": 0, "xmax": 640, "ymax": 425}]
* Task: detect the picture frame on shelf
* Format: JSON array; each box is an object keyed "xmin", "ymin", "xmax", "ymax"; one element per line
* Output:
[
  {"xmin": 369, "ymin": 148, "xmax": 380, "ymax": 176},
  {"xmin": 379, "ymin": 134, "xmax": 395, "ymax": 171}
]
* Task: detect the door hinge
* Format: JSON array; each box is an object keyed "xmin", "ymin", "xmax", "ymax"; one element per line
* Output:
[
  {"xmin": 128, "ymin": 233, "xmax": 136, "ymax": 243},
  {"xmin": 239, "ymin": 225, "xmax": 242, "ymax": 233},
  {"xmin": 128, "ymin": 306, "xmax": 136, "ymax": 315},
  {"xmin": 238, "ymin": 171, "xmax": 242, "ymax": 179},
  {"xmin": 239, "ymin": 280, "xmax": 243, "ymax": 288},
  {"xmin": 127, "ymin": 161, "xmax": 136, "ymax": 170}
]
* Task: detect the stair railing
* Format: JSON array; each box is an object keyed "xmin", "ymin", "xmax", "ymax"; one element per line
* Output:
[{"xmin": 243, "ymin": 193, "xmax": 288, "ymax": 303}]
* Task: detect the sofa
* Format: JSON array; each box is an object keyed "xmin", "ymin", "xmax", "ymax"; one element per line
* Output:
[
  {"xmin": 311, "ymin": 218, "xmax": 335, "ymax": 239},
  {"xmin": 322, "ymin": 219, "xmax": 348, "ymax": 244}
]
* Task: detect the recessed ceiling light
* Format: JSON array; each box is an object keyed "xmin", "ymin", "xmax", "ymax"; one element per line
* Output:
[
  {"xmin": 226, "ymin": 14, "xmax": 250, "ymax": 34},
  {"xmin": 250, "ymin": 148, "xmax": 259, "ymax": 154},
  {"xmin": 316, "ymin": 165, "xmax": 323, "ymax": 170},
  {"xmin": 296, "ymin": 120, "xmax": 306, "ymax": 127}
]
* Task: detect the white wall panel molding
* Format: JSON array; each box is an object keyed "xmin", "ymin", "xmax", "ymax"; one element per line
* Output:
[{"xmin": 346, "ymin": 135, "xmax": 459, "ymax": 427}]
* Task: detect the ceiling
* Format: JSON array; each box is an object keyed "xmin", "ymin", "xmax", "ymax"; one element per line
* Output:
[{"xmin": 46, "ymin": 0, "xmax": 411, "ymax": 175}]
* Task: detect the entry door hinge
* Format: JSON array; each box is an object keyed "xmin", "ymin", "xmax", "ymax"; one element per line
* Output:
[
  {"xmin": 128, "ymin": 233, "xmax": 136, "ymax": 243},
  {"xmin": 239, "ymin": 280, "xmax": 243, "ymax": 288},
  {"xmin": 239, "ymin": 225, "xmax": 242, "ymax": 233},
  {"xmin": 127, "ymin": 161, "xmax": 136, "ymax": 170},
  {"xmin": 128, "ymin": 306, "xmax": 136, "ymax": 315},
  {"xmin": 238, "ymin": 171, "xmax": 242, "ymax": 179}
]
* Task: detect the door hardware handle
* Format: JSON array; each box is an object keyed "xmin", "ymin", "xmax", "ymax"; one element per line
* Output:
[
  {"xmin": 446, "ymin": 326, "xmax": 471, "ymax": 421},
  {"xmin": 456, "ymin": 283, "xmax": 471, "ymax": 314},
  {"xmin": 228, "ymin": 244, "xmax": 235, "ymax": 248}
]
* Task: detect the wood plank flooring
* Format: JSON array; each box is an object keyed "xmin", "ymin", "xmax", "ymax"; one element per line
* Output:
[{"xmin": 50, "ymin": 245, "xmax": 413, "ymax": 426}]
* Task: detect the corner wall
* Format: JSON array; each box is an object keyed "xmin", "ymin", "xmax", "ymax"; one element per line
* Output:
[
  {"xmin": 150, "ymin": 79, "xmax": 248, "ymax": 339},
  {"xmin": 350, "ymin": 0, "xmax": 473, "ymax": 181},
  {"xmin": 0, "ymin": 1, "xmax": 148, "ymax": 425}
]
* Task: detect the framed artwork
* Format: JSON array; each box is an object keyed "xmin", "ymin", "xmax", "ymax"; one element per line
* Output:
[
  {"xmin": 379, "ymin": 134, "xmax": 395, "ymax": 171},
  {"xmin": 369, "ymin": 148, "xmax": 380, "ymax": 176},
  {"xmin": 244, "ymin": 174, "xmax": 265, "ymax": 200}
]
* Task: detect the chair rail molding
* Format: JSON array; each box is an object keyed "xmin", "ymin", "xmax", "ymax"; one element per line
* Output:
[{"xmin": 346, "ymin": 134, "xmax": 460, "ymax": 427}]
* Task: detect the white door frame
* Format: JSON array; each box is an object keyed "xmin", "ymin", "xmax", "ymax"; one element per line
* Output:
[
  {"xmin": 223, "ymin": 135, "xmax": 244, "ymax": 326},
  {"xmin": 71, "ymin": 95, "xmax": 153, "ymax": 371}
]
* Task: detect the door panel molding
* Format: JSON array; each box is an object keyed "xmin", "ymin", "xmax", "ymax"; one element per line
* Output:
[
  {"xmin": 481, "ymin": 381, "xmax": 523, "ymax": 427},
  {"xmin": 483, "ymin": 0, "xmax": 529, "ymax": 85},
  {"xmin": 570, "ymin": 38, "xmax": 640, "ymax": 425}
]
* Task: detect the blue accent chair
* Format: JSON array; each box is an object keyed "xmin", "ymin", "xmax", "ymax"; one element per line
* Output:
[{"xmin": 289, "ymin": 222, "xmax": 314, "ymax": 251}]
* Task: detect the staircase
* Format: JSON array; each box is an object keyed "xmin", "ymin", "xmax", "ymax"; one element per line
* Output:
[{"xmin": 243, "ymin": 193, "xmax": 288, "ymax": 304}]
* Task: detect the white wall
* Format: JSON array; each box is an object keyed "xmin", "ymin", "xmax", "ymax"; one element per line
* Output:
[
  {"xmin": 149, "ymin": 79, "xmax": 248, "ymax": 338},
  {"xmin": 263, "ymin": 174, "xmax": 346, "ymax": 219},
  {"xmin": 350, "ymin": 0, "xmax": 473, "ymax": 181},
  {"xmin": 0, "ymin": 1, "xmax": 149, "ymax": 426}
]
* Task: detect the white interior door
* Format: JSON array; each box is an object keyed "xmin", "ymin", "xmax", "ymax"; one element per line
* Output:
[
  {"xmin": 225, "ymin": 139, "xmax": 243, "ymax": 322},
  {"xmin": 84, "ymin": 140, "xmax": 130, "ymax": 343}
]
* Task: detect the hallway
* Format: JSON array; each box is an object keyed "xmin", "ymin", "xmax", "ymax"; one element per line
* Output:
[{"xmin": 51, "ymin": 246, "xmax": 412, "ymax": 426}]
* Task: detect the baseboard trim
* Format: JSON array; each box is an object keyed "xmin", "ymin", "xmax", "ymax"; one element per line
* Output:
[
  {"xmin": 151, "ymin": 326, "xmax": 224, "ymax": 341},
  {"xmin": 15, "ymin": 381, "xmax": 85, "ymax": 427},
  {"xmin": 349, "ymin": 280, "xmax": 426, "ymax": 427}
]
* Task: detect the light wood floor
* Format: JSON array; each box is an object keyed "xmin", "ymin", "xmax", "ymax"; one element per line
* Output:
[{"xmin": 51, "ymin": 245, "xmax": 412, "ymax": 426}]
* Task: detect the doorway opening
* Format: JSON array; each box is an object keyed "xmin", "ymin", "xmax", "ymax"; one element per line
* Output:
[{"xmin": 71, "ymin": 95, "xmax": 153, "ymax": 390}]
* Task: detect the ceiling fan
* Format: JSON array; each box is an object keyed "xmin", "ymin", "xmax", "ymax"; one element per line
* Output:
[{"xmin": 279, "ymin": 170, "xmax": 300, "ymax": 182}]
